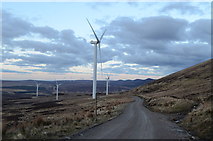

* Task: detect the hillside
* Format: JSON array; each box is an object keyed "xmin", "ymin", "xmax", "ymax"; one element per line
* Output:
[{"xmin": 132, "ymin": 59, "xmax": 212, "ymax": 139}]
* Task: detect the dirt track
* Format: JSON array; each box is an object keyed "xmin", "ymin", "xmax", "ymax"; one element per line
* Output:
[{"xmin": 71, "ymin": 96, "xmax": 190, "ymax": 139}]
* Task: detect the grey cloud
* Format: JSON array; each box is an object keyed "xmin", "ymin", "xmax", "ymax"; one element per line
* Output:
[
  {"xmin": 103, "ymin": 16, "xmax": 211, "ymax": 74},
  {"xmin": 140, "ymin": 16, "xmax": 188, "ymax": 41},
  {"xmin": 2, "ymin": 11, "xmax": 33, "ymax": 40},
  {"xmin": 2, "ymin": 10, "xmax": 58, "ymax": 40},
  {"xmin": 160, "ymin": 3, "xmax": 203, "ymax": 15},
  {"xmin": 2, "ymin": 10, "xmax": 94, "ymax": 73},
  {"xmin": 2, "ymin": 49, "xmax": 22, "ymax": 61},
  {"xmin": 32, "ymin": 26, "xmax": 59, "ymax": 39},
  {"xmin": 103, "ymin": 63, "xmax": 161, "ymax": 76},
  {"xmin": 188, "ymin": 19, "xmax": 211, "ymax": 44},
  {"xmin": 2, "ymin": 69, "xmax": 31, "ymax": 74},
  {"xmin": 99, "ymin": 47, "xmax": 120, "ymax": 63},
  {"xmin": 127, "ymin": 2, "xmax": 139, "ymax": 7},
  {"xmin": 9, "ymin": 53, "xmax": 84, "ymax": 73},
  {"xmin": 106, "ymin": 16, "xmax": 188, "ymax": 45},
  {"xmin": 3, "ymin": 10, "xmax": 211, "ymax": 76},
  {"xmin": 12, "ymin": 40, "xmax": 56, "ymax": 53}
]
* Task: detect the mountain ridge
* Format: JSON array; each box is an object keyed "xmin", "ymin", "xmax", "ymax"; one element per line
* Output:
[{"xmin": 2, "ymin": 78, "xmax": 155, "ymax": 95}]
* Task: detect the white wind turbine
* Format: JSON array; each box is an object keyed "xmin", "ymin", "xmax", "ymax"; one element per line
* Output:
[
  {"xmin": 55, "ymin": 80, "xmax": 61, "ymax": 101},
  {"xmin": 86, "ymin": 18, "xmax": 106, "ymax": 99},
  {"xmin": 106, "ymin": 75, "xmax": 110, "ymax": 95},
  {"xmin": 34, "ymin": 81, "xmax": 40, "ymax": 97}
]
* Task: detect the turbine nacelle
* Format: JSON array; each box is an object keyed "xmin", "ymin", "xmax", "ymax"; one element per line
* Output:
[{"xmin": 90, "ymin": 40, "xmax": 99, "ymax": 44}]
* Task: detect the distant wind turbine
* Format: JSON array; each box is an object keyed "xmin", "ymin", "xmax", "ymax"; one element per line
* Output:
[
  {"xmin": 34, "ymin": 81, "xmax": 40, "ymax": 97},
  {"xmin": 55, "ymin": 80, "xmax": 61, "ymax": 101},
  {"xmin": 86, "ymin": 18, "xmax": 106, "ymax": 99},
  {"xmin": 106, "ymin": 75, "xmax": 110, "ymax": 95}
]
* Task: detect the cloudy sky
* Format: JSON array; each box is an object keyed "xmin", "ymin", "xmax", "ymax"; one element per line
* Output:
[{"xmin": 1, "ymin": 1, "xmax": 211, "ymax": 80}]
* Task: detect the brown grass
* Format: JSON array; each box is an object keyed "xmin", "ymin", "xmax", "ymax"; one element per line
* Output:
[
  {"xmin": 2, "ymin": 94, "xmax": 133, "ymax": 139},
  {"xmin": 181, "ymin": 101, "xmax": 212, "ymax": 139},
  {"xmin": 133, "ymin": 59, "xmax": 212, "ymax": 139},
  {"xmin": 140, "ymin": 96, "xmax": 197, "ymax": 113}
]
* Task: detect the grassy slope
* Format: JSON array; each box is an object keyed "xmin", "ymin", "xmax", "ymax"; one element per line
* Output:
[{"xmin": 131, "ymin": 59, "xmax": 212, "ymax": 139}]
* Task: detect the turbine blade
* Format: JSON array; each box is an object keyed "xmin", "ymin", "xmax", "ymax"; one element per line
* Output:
[
  {"xmin": 100, "ymin": 29, "xmax": 107, "ymax": 42},
  {"xmin": 86, "ymin": 18, "xmax": 99, "ymax": 42},
  {"xmin": 98, "ymin": 43, "xmax": 103, "ymax": 75}
]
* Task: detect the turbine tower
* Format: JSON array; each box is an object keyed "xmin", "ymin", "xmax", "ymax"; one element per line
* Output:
[
  {"xmin": 34, "ymin": 81, "xmax": 40, "ymax": 97},
  {"xmin": 106, "ymin": 76, "xmax": 110, "ymax": 95},
  {"xmin": 55, "ymin": 80, "xmax": 61, "ymax": 101},
  {"xmin": 87, "ymin": 19, "xmax": 106, "ymax": 99}
]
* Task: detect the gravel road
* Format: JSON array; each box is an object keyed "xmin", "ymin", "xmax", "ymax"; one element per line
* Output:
[{"xmin": 71, "ymin": 96, "xmax": 190, "ymax": 139}]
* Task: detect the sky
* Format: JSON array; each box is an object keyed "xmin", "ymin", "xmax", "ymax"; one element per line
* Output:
[{"xmin": 1, "ymin": 1, "xmax": 211, "ymax": 80}]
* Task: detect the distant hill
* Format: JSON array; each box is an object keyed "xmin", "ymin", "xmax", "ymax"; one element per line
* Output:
[
  {"xmin": 131, "ymin": 59, "xmax": 212, "ymax": 139},
  {"xmin": 2, "ymin": 78, "xmax": 154, "ymax": 95}
]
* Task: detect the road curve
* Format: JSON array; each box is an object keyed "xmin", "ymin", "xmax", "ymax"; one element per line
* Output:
[{"xmin": 71, "ymin": 96, "xmax": 190, "ymax": 139}]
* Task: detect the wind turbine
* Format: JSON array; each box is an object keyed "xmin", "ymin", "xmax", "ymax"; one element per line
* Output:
[
  {"xmin": 55, "ymin": 80, "xmax": 61, "ymax": 101},
  {"xmin": 34, "ymin": 81, "xmax": 40, "ymax": 97},
  {"xmin": 106, "ymin": 75, "xmax": 110, "ymax": 95},
  {"xmin": 86, "ymin": 18, "xmax": 106, "ymax": 99}
]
